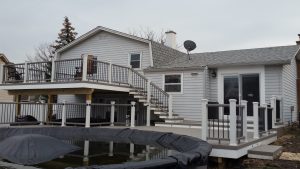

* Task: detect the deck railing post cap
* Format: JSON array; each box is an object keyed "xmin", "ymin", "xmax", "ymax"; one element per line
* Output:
[
  {"xmin": 253, "ymin": 102, "xmax": 259, "ymax": 105},
  {"xmin": 229, "ymin": 99, "xmax": 236, "ymax": 102},
  {"xmin": 131, "ymin": 101, "xmax": 136, "ymax": 106},
  {"xmin": 111, "ymin": 101, "xmax": 115, "ymax": 104}
]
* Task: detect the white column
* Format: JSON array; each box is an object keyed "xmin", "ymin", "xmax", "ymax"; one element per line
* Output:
[
  {"xmin": 39, "ymin": 100, "xmax": 46, "ymax": 125},
  {"xmin": 108, "ymin": 62, "xmax": 112, "ymax": 84},
  {"xmin": 109, "ymin": 141, "xmax": 114, "ymax": 157},
  {"xmin": 201, "ymin": 99, "xmax": 208, "ymax": 141},
  {"xmin": 0, "ymin": 64, "xmax": 4, "ymax": 84},
  {"xmin": 270, "ymin": 96, "xmax": 277, "ymax": 128},
  {"xmin": 229, "ymin": 99, "xmax": 237, "ymax": 146},
  {"xmin": 85, "ymin": 100, "xmax": 91, "ymax": 128},
  {"xmin": 61, "ymin": 100, "xmax": 66, "ymax": 127},
  {"xmin": 241, "ymin": 100, "xmax": 248, "ymax": 142},
  {"xmin": 110, "ymin": 101, "xmax": 115, "ymax": 126},
  {"xmin": 51, "ymin": 59, "xmax": 55, "ymax": 82},
  {"xmin": 145, "ymin": 145, "xmax": 150, "ymax": 161},
  {"xmin": 168, "ymin": 95, "xmax": 173, "ymax": 118},
  {"xmin": 146, "ymin": 81, "xmax": 151, "ymax": 126},
  {"xmin": 253, "ymin": 102, "xmax": 259, "ymax": 139},
  {"xmin": 130, "ymin": 101, "xmax": 136, "ymax": 127},
  {"xmin": 82, "ymin": 55, "xmax": 88, "ymax": 81},
  {"xmin": 262, "ymin": 103, "xmax": 268, "ymax": 132},
  {"xmin": 23, "ymin": 62, "xmax": 28, "ymax": 83},
  {"xmin": 83, "ymin": 140, "xmax": 89, "ymax": 163}
]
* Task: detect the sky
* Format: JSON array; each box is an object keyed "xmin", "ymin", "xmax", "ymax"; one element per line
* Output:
[{"xmin": 1, "ymin": 0, "xmax": 300, "ymax": 63}]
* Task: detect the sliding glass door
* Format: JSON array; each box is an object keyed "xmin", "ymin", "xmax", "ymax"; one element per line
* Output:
[{"xmin": 223, "ymin": 74, "xmax": 260, "ymax": 116}]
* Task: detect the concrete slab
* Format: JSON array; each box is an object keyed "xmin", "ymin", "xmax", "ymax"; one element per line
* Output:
[{"xmin": 248, "ymin": 145, "xmax": 282, "ymax": 160}]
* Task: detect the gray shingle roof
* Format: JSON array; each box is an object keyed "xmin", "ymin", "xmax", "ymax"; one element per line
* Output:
[
  {"xmin": 150, "ymin": 45, "xmax": 299, "ymax": 70},
  {"xmin": 151, "ymin": 41, "xmax": 186, "ymax": 68}
]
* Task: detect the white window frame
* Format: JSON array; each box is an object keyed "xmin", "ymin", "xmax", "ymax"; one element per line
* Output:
[
  {"xmin": 128, "ymin": 52, "xmax": 142, "ymax": 69},
  {"xmin": 163, "ymin": 73, "xmax": 183, "ymax": 94}
]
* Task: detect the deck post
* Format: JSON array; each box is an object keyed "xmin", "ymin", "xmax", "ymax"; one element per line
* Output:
[
  {"xmin": 229, "ymin": 99, "xmax": 237, "ymax": 146},
  {"xmin": 130, "ymin": 101, "xmax": 136, "ymax": 127},
  {"xmin": 83, "ymin": 140, "xmax": 89, "ymax": 165},
  {"xmin": 270, "ymin": 96, "xmax": 277, "ymax": 128},
  {"xmin": 85, "ymin": 94, "xmax": 92, "ymax": 128},
  {"xmin": 146, "ymin": 80, "xmax": 151, "ymax": 126},
  {"xmin": 128, "ymin": 66, "xmax": 132, "ymax": 86},
  {"xmin": 262, "ymin": 103, "xmax": 268, "ymax": 132},
  {"xmin": 108, "ymin": 62, "xmax": 112, "ymax": 84},
  {"xmin": 15, "ymin": 95, "xmax": 21, "ymax": 116},
  {"xmin": 61, "ymin": 100, "xmax": 66, "ymax": 127},
  {"xmin": 168, "ymin": 95, "xmax": 173, "ymax": 118},
  {"xmin": 253, "ymin": 102, "xmax": 259, "ymax": 139},
  {"xmin": 129, "ymin": 143, "xmax": 134, "ymax": 159},
  {"xmin": 40, "ymin": 100, "xmax": 46, "ymax": 125},
  {"xmin": 201, "ymin": 99, "xmax": 208, "ymax": 141},
  {"xmin": 51, "ymin": 59, "xmax": 55, "ymax": 82},
  {"xmin": 0, "ymin": 64, "xmax": 4, "ymax": 84},
  {"xmin": 110, "ymin": 101, "xmax": 115, "ymax": 126},
  {"xmin": 82, "ymin": 55, "xmax": 88, "ymax": 81},
  {"xmin": 241, "ymin": 100, "xmax": 248, "ymax": 142},
  {"xmin": 23, "ymin": 62, "xmax": 28, "ymax": 83}
]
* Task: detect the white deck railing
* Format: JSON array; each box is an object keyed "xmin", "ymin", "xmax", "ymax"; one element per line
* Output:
[
  {"xmin": 201, "ymin": 97, "xmax": 277, "ymax": 145},
  {"xmin": 0, "ymin": 56, "xmax": 172, "ymax": 119}
]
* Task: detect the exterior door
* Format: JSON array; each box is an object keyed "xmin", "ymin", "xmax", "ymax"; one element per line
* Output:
[
  {"xmin": 223, "ymin": 76, "xmax": 239, "ymax": 115},
  {"xmin": 241, "ymin": 74, "xmax": 260, "ymax": 116}
]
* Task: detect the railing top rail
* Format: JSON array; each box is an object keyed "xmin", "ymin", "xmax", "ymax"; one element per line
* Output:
[
  {"xmin": 130, "ymin": 68, "xmax": 148, "ymax": 80},
  {"xmin": 150, "ymin": 82, "xmax": 169, "ymax": 96},
  {"xmin": 27, "ymin": 61, "xmax": 52, "ymax": 64},
  {"xmin": 91, "ymin": 60, "xmax": 110, "ymax": 65},
  {"xmin": 54, "ymin": 58, "xmax": 83, "ymax": 62},
  {"xmin": 4, "ymin": 63, "xmax": 25, "ymax": 66},
  {"xmin": 207, "ymin": 104, "xmax": 229, "ymax": 107},
  {"xmin": 111, "ymin": 63, "xmax": 130, "ymax": 69}
]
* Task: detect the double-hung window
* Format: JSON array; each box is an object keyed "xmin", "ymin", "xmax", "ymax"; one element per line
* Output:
[
  {"xmin": 164, "ymin": 74, "xmax": 182, "ymax": 93},
  {"xmin": 129, "ymin": 53, "xmax": 141, "ymax": 69}
]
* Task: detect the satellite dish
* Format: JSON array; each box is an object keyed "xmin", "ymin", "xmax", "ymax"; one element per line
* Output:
[
  {"xmin": 184, "ymin": 40, "xmax": 196, "ymax": 52},
  {"xmin": 184, "ymin": 40, "xmax": 196, "ymax": 60}
]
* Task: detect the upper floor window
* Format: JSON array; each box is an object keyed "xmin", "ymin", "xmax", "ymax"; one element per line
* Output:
[
  {"xmin": 129, "ymin": 53, "xmax": 141, "ymax": 69},
  {"xmin": 164, "ymin": 74, "xmax": 182, "ymax": 93}
]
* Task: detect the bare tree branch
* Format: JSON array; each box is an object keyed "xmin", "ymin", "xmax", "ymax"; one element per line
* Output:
[{"xmin": 27, "ymin": 43, "xmax": 55, "ymax": 62}]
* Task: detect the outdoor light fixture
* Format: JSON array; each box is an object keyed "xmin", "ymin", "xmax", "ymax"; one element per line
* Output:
[{"xmin": 211, "ymin": 69, "xmax": 217, "ymax": 78}]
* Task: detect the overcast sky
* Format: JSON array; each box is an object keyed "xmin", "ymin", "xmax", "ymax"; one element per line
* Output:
[{"xmin": 1, "ymin": 0, "xmax": 300, "ymax": 63}]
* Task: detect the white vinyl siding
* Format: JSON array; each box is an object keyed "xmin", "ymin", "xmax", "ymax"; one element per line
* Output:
[
  {"xmin": 264, "ymin": 65, "xmax": 282, "ymax": 103},
  {"xmin": 282, "ymin": 58, "xmax": 297, "ymax": 123},
  {"xmin": 208, "ymin": 69, "xmax": 218, "ymax": 102},
  {"xmin": 145, "ymin": 70, "xmax": 204, "ymax": 121},
  {"xmin": 59, "ymin": 31, "xmax": 151, "ymax": 72}
]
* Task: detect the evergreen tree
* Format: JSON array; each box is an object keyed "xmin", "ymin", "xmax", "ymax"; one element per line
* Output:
[{"xmin": 52, "ymin": 16, "xmax": 77, "ymax": 52}]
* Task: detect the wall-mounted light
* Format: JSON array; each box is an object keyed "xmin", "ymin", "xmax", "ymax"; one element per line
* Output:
[
  {"xmin": 191, "ymin": 72, "xmax": 198, "ymax": 76},
  {"xmin": 211, "ymin": 69, "xmax": 217, "ymax": 78}
]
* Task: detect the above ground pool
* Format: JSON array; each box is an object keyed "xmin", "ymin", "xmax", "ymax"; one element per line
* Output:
[{"xmin": 0, "ymin": 127, "xmax": 212, "ymax": 169}]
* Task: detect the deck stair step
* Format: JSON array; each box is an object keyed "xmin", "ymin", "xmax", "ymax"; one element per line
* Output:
[
  {"xmin": 248, "ymin": 145, "xmax": 282, "ymax": 160},
  {"xmin": 155, "ymin": 120, "xmax": 201, "ymax": 128},
  {"xmin": 164, "ymin": 117, "xmax": 184, "ymax": 123},
  {"xmin": 159, "ymin": 114, "xmax": 179, "ymax": 119}
]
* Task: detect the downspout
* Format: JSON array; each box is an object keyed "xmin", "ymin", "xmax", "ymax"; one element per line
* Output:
[{"xmin": 202, "ymin": 66, "xmax": 208, "ymax": 100}]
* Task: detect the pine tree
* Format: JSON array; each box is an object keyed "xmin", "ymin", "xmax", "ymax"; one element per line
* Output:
[{"xmin": 52, "ymin": 16, "xmax": 77, "ymax": 52}]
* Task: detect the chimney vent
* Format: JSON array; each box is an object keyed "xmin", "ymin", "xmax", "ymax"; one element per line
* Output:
[
  {"xmin": 165, "ymin": 31, "xmax": 177, "ymax": 49},
  {"xmin": 296, "ymin": 34, "xmax": 300, "ymax": 45}
]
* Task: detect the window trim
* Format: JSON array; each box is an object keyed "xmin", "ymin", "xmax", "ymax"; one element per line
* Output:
[
  {"xmin": 128, "ymin": 52, "xmax": 142, "ymax": 69},
  {"xmin": 163, "ymin": 73, "xmax": 183, "ymax": 94}
]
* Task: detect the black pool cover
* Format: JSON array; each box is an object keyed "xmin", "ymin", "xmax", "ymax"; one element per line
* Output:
[{"xmin": 0, "ymin": 127, "xmax": 212, "ymax": 169}]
